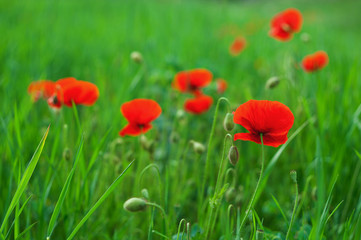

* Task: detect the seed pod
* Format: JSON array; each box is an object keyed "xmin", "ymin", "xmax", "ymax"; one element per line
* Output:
[
  {"xmin": 123, "ymin": 198, "xmax": 147, "ymax": 212},
  {"xmin": 228, "ymin": 146, "xmax": 239, "ymax": 166},
  {"xmin": 256, "ymin": 230, "xmax": 264, "ymax": 240},
  {"xmin": 290, "ymin": 170, "xmax": 297, "ymax": 183},
  {"xmin": 223, "ymin": 113, "xmax": 235, "ymax": 131},
  {"xmin": 189, "ymin": 140, "xmax": 205, "ymax": 154},
  {"xmin": 130, "ymin": 51, "xmax": 143, "ymax": 64},
  {"xmin": 265, "ymin": 76, "xmax": 280, "ymax": 89}
]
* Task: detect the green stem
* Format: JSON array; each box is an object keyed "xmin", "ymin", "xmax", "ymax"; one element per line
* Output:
[
  {"xmin": 200, "ymin": 97, "xmax": 230, "ymax": 217},
  {"xmin": 146, "ymin": 202, "xmax": 169, "ymax": 237},
  {"xmin": 205, "ymin": 134, "xmax": 232, "ymax": 239},
  {"xmin": 239, "ymin": 134, "xmax": 265, "ymax": 233},
  {"xmin": 286, "ymin": 178, "xmax": 298, "ymax": 240}
]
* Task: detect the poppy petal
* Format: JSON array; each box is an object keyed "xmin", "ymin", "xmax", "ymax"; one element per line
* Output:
[
  {"xmin": 234, "ymin": 132, "xmax": 288, "ymax": 147},
  {"xmin": 121, "ymin": 99, "xmax": 162, "ymax": 124},
  {"xmin": 229, "ymin": 37, "xmax": 247, "ymax": 56},
  {"xmin": 172, "ymin": 69, "xmax": 212, "ymax": 93},
  {"xmin": 184, "ymin": 94, "xmax": 213, "ymax": 114},
  {"xmin": 119, "ymin": 123, "xmax": 152, "ymax": 137}
]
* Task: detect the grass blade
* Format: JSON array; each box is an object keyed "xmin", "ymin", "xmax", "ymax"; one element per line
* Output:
[
  {"xmin": 0, "ymin": 126, "xmax": 50, "ymax": 234},
  {"xmin": 47, "ymin": 136, "xmax": 84, "ymax": 238},
  {"xmin": 66, "ymin": 160, "xmax": 134, "ymax": 240}
]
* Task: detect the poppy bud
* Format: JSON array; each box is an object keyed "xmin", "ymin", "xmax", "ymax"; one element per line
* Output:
[
  {"xmin": 223, "ymin": 113, "xmax": 235, "ymax": 131},
  {"xmin": 141, "ymin": 189, "xmax": 149, "ymax": 200},
  {"xmin": 62, "ymin": 148, "xmax": 72, "ymax": 161},
  {"xmin": 123, "ymin": 197, "xmax": 147, "ymax": 212},
  {"xmin": 130, "ymin": 51, "xmax": 143, "ymax": 64},
  {"xmin": 189, "ymin": 140, "xmax": 205, "ymax": 154},
  {"xmin": 256, "ymin": 230, "xmax": 264, "ymax": 240},
  {"xmin": 265, "ymin": 76, "xmax": 280, "ymax": 89},
  {"xmin": 290, "ymin": 170, "xmax": 297, "ymax": 183},
  {"xmin": 225, "ymin": 187, "xmax": 237, "ymax": 203},
  {"xmin": 176, "ymin": 109, "xmax": 186, "ymax": 121},
  {"xmin": 228, "ymin": 146, "xmax": 239, "ymax": 166}
]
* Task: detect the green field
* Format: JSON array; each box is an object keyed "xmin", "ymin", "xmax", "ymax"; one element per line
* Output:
[{"xmin": 1, "ymin": 0, "xmax": 361, "ymax": 239}]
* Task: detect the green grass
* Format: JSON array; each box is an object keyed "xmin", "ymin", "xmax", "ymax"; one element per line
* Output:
[{"xmin": 1, "ymin": 0, "xmax": 361, "ymax": 239}]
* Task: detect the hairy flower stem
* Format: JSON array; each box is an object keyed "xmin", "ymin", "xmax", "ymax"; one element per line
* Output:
[
  {"xmin": 205, "ymin": 134, "xmax": 232, "ymax": 239},
  {"xmin": 145, "ymin": 202, "xmax": 169, "ymax": 237},
  {"xmin": 286, "ymin": 176, "xmax": 299, "ymax": 239},
  {"xmin": 200, "ymin": 97, "xmax": 230, "ymax": 218},
  {"xmin": 239, "ymin": 134, "xmax": 265, "ymax": 233}
]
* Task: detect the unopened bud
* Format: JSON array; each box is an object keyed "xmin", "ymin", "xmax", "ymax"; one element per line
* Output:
[
  {"xmin": 176, "ymin": 109, "xmax": 186, "ymax": 121},
  {"xmin": 189, "ymin": 140, "xmax": 205, "ymax": 154},
  {"xmin": 62, "ymin": 148, "xmax": 72, "ymax": 161},
  {"xmin": 265, "ymin": 76, "xmax": 280, "ymax": 89},
  {"xmin": 140, "ymin": 135, "xmax": 154, "ymax": 153},
  {"xmin": 130, "ymin": 51, "xmax": 143, "ymax": 64},
  {"xmin": 228, "ymin": 146, "xmax": 239, "ymax": 165},
  {"xmin": 141, "ymin": 189, "xmax": 149, "ymax": 200},
  {"xmin": 223, "ymin": 113, "xmax": 235, "ymax": 131},
  {"xmin": 256, "ymin": 230, "xmax": 264, "ymax": 240},
  {"xmin": 123, "ymin": 198, "xmax": 147, "ymax": 212},
  {"xmin": 290, "ymin": 170, "xmax": 297, "ymax": 183}
]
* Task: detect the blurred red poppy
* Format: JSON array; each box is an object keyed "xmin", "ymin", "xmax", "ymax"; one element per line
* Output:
[
  {"xmin": 229, "ymin": 37, "xmax": 246, "ymax": 56},
  {"xmin": 28, "ymin": 80, "xmax": 56, "ymax": 101},
  {"xmin": 216, "ymin": 79, "xmax": 228, "ymax": 94},
  {"xmin": 47, "ymin": 77, "xmax": 99, "ymax": 108},
  {"xmin": 119, "ymin": 99, "xmax": 162, "ymax": 136},
  {"xmin": 302, "ymin": 51, "xmax": 329, "ymax": 72},
  {"xmin": 270, "ymin": 8, "xmax": 303, "ymax": 41},
  {"xmin": 184, "ymin": 94, "xmax": 213, "ymax": 114},
  {"xmin": 233, "ymin": 100, "xmax": 294, "ymax": 147},
  {"xmin": 172, "ymin": 69, "xmax": 213, "ymax": 94}
]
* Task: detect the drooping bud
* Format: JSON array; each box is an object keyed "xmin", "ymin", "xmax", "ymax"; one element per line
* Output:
[
  {"xmin": 130, "ymin": 51, "xmax": 143, "ymax": 64},
  {"xmin": 223, "ymin": 113, "xmax": 235, "ymax": 131},
  {"xmin": 123, "ymin": 198, "xmax": 147, "ymax": 212},
  {"xmin": 141, "ymin": 189, "xmax": 149, "ymax": 200},
  {"xmin": 189, "ymin": 140, "xmax": 205, "ymax": 154},
  {"xmin": 290, "ymin": 170, "xmax": 297, "ymax": 183},
  {"xmin": 265, "ymin": 76, "xmax": 280, "ymax": 89},
  {"xmin": 228, "ymin": 146, "xmax": 239, "ymax": 166},
  {"xmin": 256, "ymin": 230, "xmax": 264, "ymax": 240}
]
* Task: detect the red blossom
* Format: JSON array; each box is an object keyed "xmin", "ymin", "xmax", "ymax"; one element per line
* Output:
[
  {"xmin": 28, "ymin": 80, "xmax": 56, "ymax": 101},
  {"xmin": 172, "ymin": 69, "xmax": 213, "ymax": 94},
  {"xmin": 184, "ymin": 94, "xmax": 213, "ymax": 114},
  {"xmin": 302, "ymin": 51, "xmax": 329, "ymax": 72},
  {"xmin": 47, "ymin": 77, "xmax": 99, "ymax": 109},
  {"xmin": 119, "ymin": 99, "xmax": 162, "ymax": 137},
  {"xmin": 233, "ymin": 100, "xmax": 294, "ymax": 147},
  {"xmin": 270, "ymin": 8, "xmax": 303, "ymax": 41},
  {"xmin": 229, "ymin": 37, "xmax": 247, "ymax": 56}
]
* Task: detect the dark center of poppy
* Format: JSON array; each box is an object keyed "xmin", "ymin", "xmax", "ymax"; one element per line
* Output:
[
  {"xmin": 281, "ymin": 23, "xmax": 291, "ymax": 32},
  {"xmin": 53, "ymin": 96, "xmax": 59, "ymax": 104}
]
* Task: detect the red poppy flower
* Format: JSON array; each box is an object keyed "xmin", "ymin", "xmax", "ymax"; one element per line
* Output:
[
  {"xmin": 172, "ymin": 69, "xmax": 213, "ymax": 94},
  {"xmin": 233, "ymin": 100, "xmax": 294, "ymax": 147},
  {"xmin": 184, "ymin": 94, "xmax": 213, "ymax": 114},
  {"xmin": 229, "ymin": 37, "xmax": 246, "ymax": 56},
  {"xmin": 270, "ymin": 8, "xmax": 303, "ymax": 41},
  {"xmin": 119, "ymin": 99, "xmax": 162, "ymax": 136},
  {"xmin": 216, "ymin": 78, "xmax": 228, "ymax": 94},
  {"xmin": 28, "ymin": 80, "xmax": 56, "ymax": 101},
  {"xmin": 302, "ymin": 51, "xmax": 329, "ymax": 72},
  {"xmin": 47, "ymin": 77, "xmax": 99, "ymax": 108}
]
